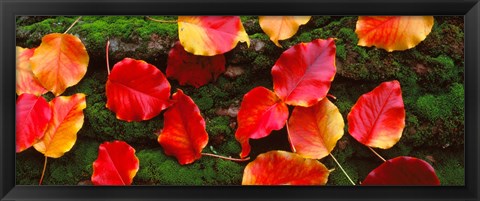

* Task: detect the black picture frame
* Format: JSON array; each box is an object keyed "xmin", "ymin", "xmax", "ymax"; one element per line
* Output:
[{"xmin": 1, "ymin": 0, "xmax": 479, "ymax": 200}]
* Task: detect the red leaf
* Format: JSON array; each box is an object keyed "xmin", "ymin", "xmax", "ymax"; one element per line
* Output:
[
  {"xmin": 242, "ymin": 151, "xmax": 330, "ymax": 185},
  {"xmin": 158, "ymin": 89, "xmax": 209, "ymax": 165},
  {"xmin": 92, "ymin": 141, "xmax": 139, "ymax": 185},
  {"xmin": 347, "ymin": 80, "xmax": 405, "ymax": 149},
  {"xmin": 106, "ymin": 58, "xmax": 172, "ymax": 122},
  {"xmin": 287, "ymin": 98, "xmax": 344, "ymax": 159},
  {"xmin": 235, "ymin": 87, "xmax": 289, "ymax": 158},
  {"xmin": 362, "ymin": 156, "xmax": 440, "ymax": 185},
  {"xmin": 166, "ymin": 41, "xmax": 226, "ymax": 88},
  {"xmin": 272, "ymin": 38, "xmax": 336, "ymax": 107},
  {"xmin": 16, "ymin": 94, "xmax": 52, "ymax": 153}
]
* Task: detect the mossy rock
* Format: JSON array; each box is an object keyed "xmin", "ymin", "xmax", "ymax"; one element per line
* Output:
[{"xmin": 16, "ymin": 16, "xmax": 178, "ymax": 65}]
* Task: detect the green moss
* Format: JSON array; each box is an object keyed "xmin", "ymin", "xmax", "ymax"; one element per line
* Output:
[
  {"xmin": 135, "ymin": 149, "xmax": 244, "ymax": 185},
  {"xmin": 207, "ymin": 116, "xmax": 232, "ymax": 136},
  {"xmin": 14, "ymin": 140, "xmax": 100, "ymax": 185},
  {"xmin": 336, "ymin": 43, "xmax": 347, "ymax": 61},
  {"xmin": 406, "ymin": 83, "xmax": 464, "ymax": 147},
  {"xmin": 415, "ymin": 83, "xmax": 464, "ymax": 122},
  {"xmin": 16, "ymin": 149, "xmax": 44, "ymax": 185},
  {"xmin": 252, "ymin": 54, "xmax": 274, "ymax": 71},
  {"xmin": 337, "ymin": 27, "xmax": 358, "ymax": 44}
]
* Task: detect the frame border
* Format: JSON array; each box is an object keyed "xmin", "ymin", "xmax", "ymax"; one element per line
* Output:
[{"xmin": 1, "ymin": 0, "xmax": 479, "ymax": 200}]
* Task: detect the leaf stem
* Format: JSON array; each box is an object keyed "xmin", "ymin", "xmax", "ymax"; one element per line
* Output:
[
  {"xmin": 145, "ymin": 16, "xmax": 177, "ymax": 23},
  {"xmin": 64, "ymin": 16, "xmax": 82, "ymax": 34},
  {"xmin": 201, "ymin": 152, "xmax": 250, "ymax": 162},
  {"xmin": 327, "ymin": 93, "xmax": 337, "ymax": 100},
  {"xmin": 39, "ymin": 156, "xmax": 48, "ymax": 185},
  {"xmin": 106, "ymin": 40, "xmax": 111, "ymax": 75},
  {"xmin": 368, "ymin": 146, "xmax": 386, "ymax": 162},
  {"xmin": 329, "ymin": 153, "xmax": 355, "ymax": 185}
]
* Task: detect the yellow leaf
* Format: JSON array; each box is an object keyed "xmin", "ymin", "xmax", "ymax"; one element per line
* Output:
[
  {"xmin": 178, "ymin": 16, "xmax": 250, "ymax": 56},
  {"xmin": 259, "ymin": 16, "xmax": 311, "ymax": 47},
  {"xmin": 34, "ymin": 93, "xmax": 86, "ymax": 158},
  {"xmin": 287, "ymin": 98, "xmax": 344, "ymax": 159}
]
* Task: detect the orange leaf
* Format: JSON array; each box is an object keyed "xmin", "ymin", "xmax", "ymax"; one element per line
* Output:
[
  {"xmin": 355, "ymin": 16, "xmax": 434, "ymax": 52},
  {"xmin": 158, "ymin": 89, "xmax": 209, "ymax": 165},
  {"xmin": 287, "ymin": 98, "xmax": 344, "ymax": 159},
  {"xmin": 16, "ymin": 94, "xmax": 52, "ymax": 153},
  {"xmin": 347, "ymin": 80, "xmax": 405, "ymax": 149},
  {"xmin": 91, "ymin": 141, "xmax": 139, "ymax": 185},
  {"xmin": 178, "ymin": 16, "xmax": 250, "ymax": 56},
  {"xmin": 33, "ymin": 93, "xmax": 86, "ymax": 158},
  {"xmin": 242, "ymin": 151, "xmax": 330, "ymax": 185},
  {"xmin": 30, "ymin": 33, "xmax": 89, "ymax": 96},
  {"xmin": 259, "ymin": 16, "xmax": 311, "ymax": 47},
  {"xmin": 16, "ymin": 47, "xmax": 47, "ymax": 96},
  {"xmin": 235, "ymin": 87, "xmax": 289, "ymax": 158}
]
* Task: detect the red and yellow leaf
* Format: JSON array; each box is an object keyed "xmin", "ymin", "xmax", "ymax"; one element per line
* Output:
[
  {"xmin": 106, "ymin": 58, "xmax": 172, "ymax": 122},
  {"xmin": 355, "ymin": 16, "xmax": 434, "ymax": 52},
  {"xmin": 33, "ymin": 93, "xmax": 86, "ymax": 158},
  {"xmin": 30, "ymin": 33, "xmax": 89, "ymax": 96},
  {"xmin": 362, "ymin": 156, "xmax": 440, "ymax": 185},
  {"xmin": 91, "ymin": 141, "xmax": 139, "ymax": 185},
  {"xmin": 166, "ymin": 41, "xmax": 226, "ymax": 88},
  {"xmin": 234, "ymin": 87, "xmax": 289, "ymax": 158},
  {"xmin": 287, "ymin": 98, "xmax": 344, "ymax": 159},
  {"xmin": 16, "ymin": 94, "xmax": 52, "ymax": 153},
  {"xmin": 259, "ymin": 16, "xmax": 311, "ymax": 47},
  {"xmin": 272, "ymin": 38, "xmax": 336, "ymax": 107},
  {"xmin": 178, "ymin": 16, "xmax": 250, "ymax": 56},
  {"xmin": 347, "ymin": 80, "xmax": 405, "ymax": 149},
  {"xmin": 242, "ymin": 151, "xmax": 330, "ymax": 185},
  {"xmin": 16, "ymin": 47, "xmax": 47, "ymax": 96},
  {"xmin": 158, "ymin": 89, "xmax": 208, "ymax": 165}
]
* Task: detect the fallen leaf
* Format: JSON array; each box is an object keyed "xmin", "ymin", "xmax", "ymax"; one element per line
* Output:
[
  {"xmin": 259, "ymin": 16, "xmax": 311, "ymax": 47},
  {"xmin": 106, "ymin": 58, "xmax": 171, "ymax": 122},
  {"xmin": 178, "ymin": 16, "xmax": 250, "ymax": 56},
  {"xmin": 158, "ymin": 89, "xmax": 209, "ymax": 165},
  {"xmin": 30, "ymin": 33, "xmax": 89, "ymax": 96},
  {"xmin": 91, "ymin": 141, "xmax": 139, "ymax": 185},
  {"xmin": 287, "ymin": 98, "xmax": 344, "ymax": 159},
  {"xmin": 166, "ymin": 41, "xmax": 226, "ymax": 88},
  {"xmin": 33, "ymin": 93, "xmax": 86, "ymax": 158},
  {"xmin": 355, "ymin": 16, "xmax": 434, "ymax": 52},
  {"xmin": 347, "ymin": 80, "xmax": 405, "ymax": 149},
  {"xmin": 242, "ymin": 151, "xmax": 330, "ymax": 185},
  {"xmin": 16, "ymin": 94, "xmax": 51, "ymax": 153},
  {"xmin": 235, "ymin": 87, "xmax": 289, "ymax": 158},
  {"xmin": 16, "ymin": 47, "xmax": 47, "ymax": 96},
  {"xmin": 272, "ymin": 38, "xmax": 336, "ymax": 107},
  {"xmin": 362, "ymin": 156, "xmax": 440, "ymax": 185}
]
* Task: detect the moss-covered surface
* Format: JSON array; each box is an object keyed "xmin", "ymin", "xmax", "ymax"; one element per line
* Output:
[{"xmin": 16, "ymin": 16, "xmax": 464, "ymax": 186}]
